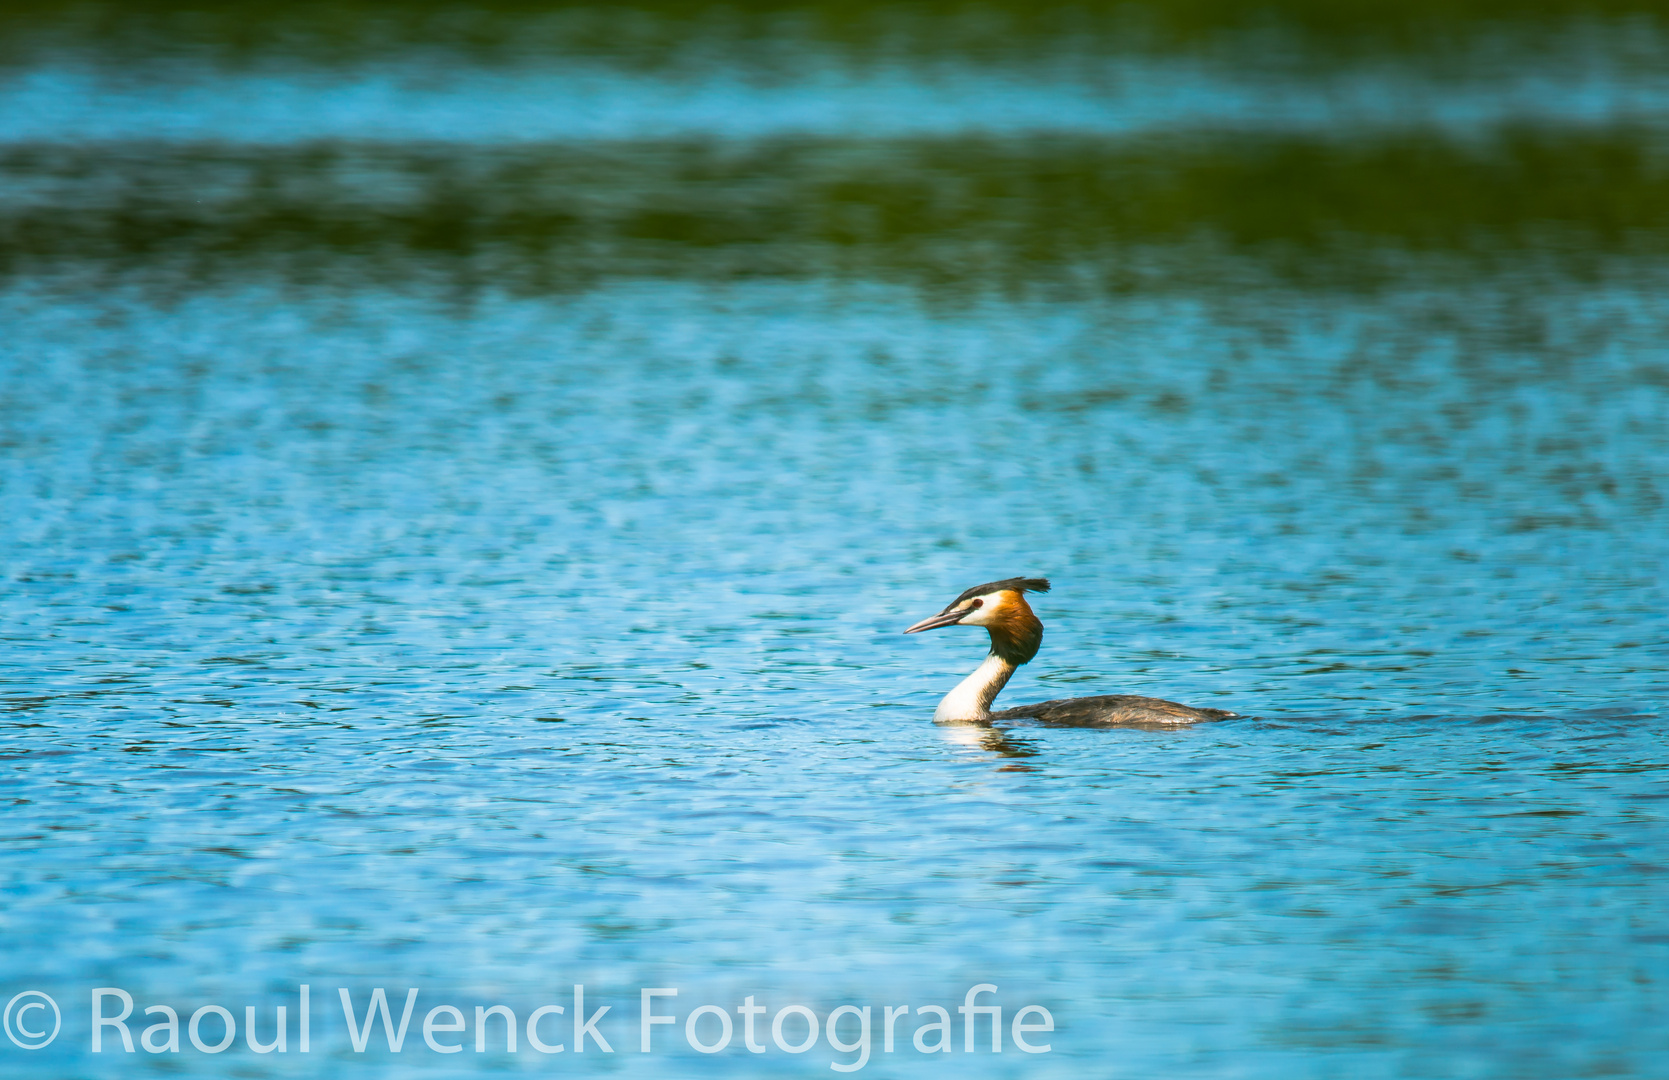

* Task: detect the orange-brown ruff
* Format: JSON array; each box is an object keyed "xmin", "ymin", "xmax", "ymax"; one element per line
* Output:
[{"xmin": 903, "ymin": 577, "xmax": 1237, "ymax": 726}]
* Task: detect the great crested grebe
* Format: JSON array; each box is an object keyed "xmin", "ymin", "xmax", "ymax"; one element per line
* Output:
[{"xmin": 903, "ymin": 577, "xmax": 1236, "ymax": 726}]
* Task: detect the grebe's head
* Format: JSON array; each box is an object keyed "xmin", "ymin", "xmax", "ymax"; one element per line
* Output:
[{"xmin": 903, "ymin": 577, "xmax": 1050, "ymax": 664}]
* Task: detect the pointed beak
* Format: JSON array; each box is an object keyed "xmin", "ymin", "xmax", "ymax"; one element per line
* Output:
[{"xmin": 903, "ymin": 607, "xmax": 970, "ymax": 634}]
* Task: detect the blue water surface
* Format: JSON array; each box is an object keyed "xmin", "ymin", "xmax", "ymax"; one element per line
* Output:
[{"xmin": 2, "ymin": 24, "xmax": 1668, "ymax": 1080}]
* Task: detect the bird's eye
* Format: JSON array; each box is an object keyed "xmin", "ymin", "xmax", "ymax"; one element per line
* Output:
[{"xmin": 967, "ymin": 598, "xmax": 983, "ymax": 609}]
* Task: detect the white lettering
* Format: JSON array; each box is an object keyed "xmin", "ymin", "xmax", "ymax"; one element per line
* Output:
[
  {"xmin": 827, "ymin": 1005, "xmax": 871, "ymax": 1072},
  {"xmin": 772, "ymin": 1005, "xmax": 818, "ymax": 1053},
  {"xmin": 640, "ymin": 987, "xmax": 677, "ymax": 1052},
  {"xmin": 685, "ymin": 1004, "xmax": 732, "ymax": 1053},
  {"xmin": 338, "ymin": 988, "xmax": 418, "ymax": 1052},
  {"xmin": 91, "ymin": 988, "xmax": 134, "ymax": 1053},
  {"xmin": 573, "ymin": 984, "xmax": 612, "ymax": 1052},
  {"xmin": 526, "ymin": 1005, "xmax": 565, "ymax": 1053},
  {"xmin": 883, "ymin": 1005, "xmax": 909, "ymax": 1053},
  {"xmin": 960, "ymin": 984, "xmax": 1000, "ymax": 1052},
  {"xmin": 738, "ymin": 995, "xmax": 766, "ymax": 1052},
  {"xmin": 476, "ymin": 1005, "xmax": 516, "ymax": 1052},
  {"xmin": 189, "ymin": 1005, "xmax": 235, "ymax": 1053},
  {"xmin": 1012, "ymin": 1005, "xmax": 1053, "ymax": 1053},
  {"xmin": 423, "ymin": 1005, "xmax": 464, "ymax": 1053},
  {"xmin": 140, "ymin": 1005, "xmax": 178, "ymax": 1053},
  {"xmin": 913, "ymin": 1005, "xmax": 950, "ymax": 1053},
  {"xmin": 245, "ymin": 1005, "xmax": 286, "ymax": 1053}
]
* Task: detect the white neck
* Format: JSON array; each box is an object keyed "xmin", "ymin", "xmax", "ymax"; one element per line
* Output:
[{"xmin": 933, "ymin": 651, "xmax": 1017, "ymax": 722}]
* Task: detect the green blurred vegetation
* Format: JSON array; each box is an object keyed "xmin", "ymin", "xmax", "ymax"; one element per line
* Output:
[
  {"xmin": 4, "ymin": 132, "xmax": 1664, "ymax": 291},
  {"xmin": 0, "ymin": 0, "xmax": 1665, "ymax": 64}
]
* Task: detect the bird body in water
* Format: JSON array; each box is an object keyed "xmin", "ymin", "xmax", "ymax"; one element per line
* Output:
[{"xmin": 903, "ymin": 577, "xmax": 1236, "ymax": 726}]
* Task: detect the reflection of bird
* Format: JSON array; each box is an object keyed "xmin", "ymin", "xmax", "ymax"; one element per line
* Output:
[{"xmin": 904, "ymin": 578, "xmax": 1236, "ymax": 726}]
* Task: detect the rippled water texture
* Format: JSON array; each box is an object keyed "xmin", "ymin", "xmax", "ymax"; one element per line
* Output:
[{"xmin": 2, "ymin": 4, "xmax": 1668, "ymax": 1078}]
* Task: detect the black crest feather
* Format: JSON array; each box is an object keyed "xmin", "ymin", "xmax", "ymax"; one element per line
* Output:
[{"xmin": 952, "ymin": 577, "xmax": 1051, "ymax": 605}]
